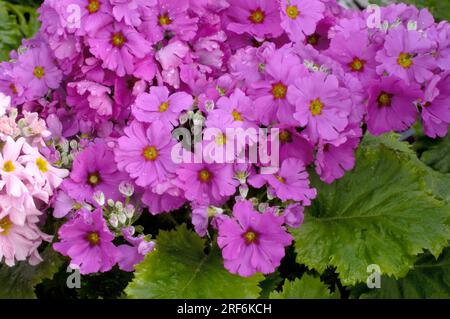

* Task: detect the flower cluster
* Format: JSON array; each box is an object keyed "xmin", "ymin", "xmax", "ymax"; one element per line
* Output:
[
  {"xmin": 0, "ymin": 0, "xmax": 449, "ymax": 277},
  {"xmin": 0, "ymin": 93, "xmax": 67, "ymax": 266}
]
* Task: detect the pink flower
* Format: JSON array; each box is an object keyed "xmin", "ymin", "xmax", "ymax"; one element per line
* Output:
[
  {"xmin": 212, "ymin": 88, "xmax": 256, "ymax": 127},
  {"xmin": 315, "ymin": 126, "xmax": 361, "ymax": 183},
  {"xmin": 421, "ymin": 74, "xmax": 450, "ymax": 138},
  {"xmin": 13, "ymin": 46, "xmax": 62, "ymax": 100},
  {"xmin": 282, "ymin": 203, "xmax": 304, "ymax": 228},
  {"xmin": 0, "ymin": 137, "xmax": 27, "ymax": 197},
  {"xmin": 326, "ymin": 30, "xmax": 378, "ymax": 84},
  {"xmin": 63, "ymin": 143, "xmax": 128, "ymax": 203},
  {"xmin": 21, "ymin": 142, "xmax": 69, "ymax": 197},
  {"xmin": 67, "ymin": 81, "xmax": 114, "ymax": 117},
  {"xmin": 288, "ymin": 72, "xmax": 352, "ymax": 143},
  {"xmin": 248, "ymin": 158, "xmax": 316, "ymax": 205},
  {"xmin": 177, "ymin": 162, "xmax": 239, "ymax": 205},
  {"xmin": 139, "ymin": 0, "xmax": 198, "ymax": 43},
  {"xmin": 142, "ymin": 187, "xmax": 186, "ymax": 215},
  {"xmin": 277, "ymin": 126, "xmax": 314, "ymax": 164},
  {"xmin": 251, "ymin": 45, "xmax": 308, "ymax": 126},
  {"xmin": 114, "ymin": 121, "xmax": 177, "ymax": 188},
  {"xmin": 376, "ymin": 26, "xmax": 435, "ymax": 84},
  {"xmin": 53, "ymin": 208, "xmax": 118, "ymax": 274},
  {"xmin": 132, "ymin": 86, "xmax": 193, "ymax": 126},
  {"xmin": 88, "ymin": 21, "xmax": 152, "ymax": 76},
  {"xmin": 226, "ymin": 0, "xmax": 283, "ymax": 39},
  {"xmin": 0, "ymin": 214, "xmax": 51, "ymax": 266},
  {"xmin": 366, "ymin": 76, "xmax": 422, "ymax": 135},
  {"xmin": 116, "ymin": 226, "xmax": 155, "ymax": 272},
  {"xmin": 280, "ymin": 0, "xmax": 325, "ymax": 41},
  {"xmin": 217, "ymin": 200, "xmax": 292, "ymax": 277}
]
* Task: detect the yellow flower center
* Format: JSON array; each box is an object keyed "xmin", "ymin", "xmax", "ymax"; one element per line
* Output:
[
  {"xmin": 232, "ymin": 109, "xmax": 242, "ymax": 121},
  {"xmin": 215, "ymin": 133, "xmax": 227, "ymax": 146},
  {"xmin": 397, "ymin": 52, "xmax": 413, "ymax": 69},
  {"xmin": 309, "ymin": 98, "xmax": 323, "ymax": 116},
  {"xmin": 112, "ymin": 32, "xmax": 126, "ymax": 48},
  {"xmin": 10, "ymin": 83, "xmax": 17, "ymax": 94},
  {"xmin": 279, "ymin": 130, "xmax": 291, "ymax": 143},
  {"xmin": 244, "ymin": 231, "xmax": 257, "ymax": 244},
  {"xmin": 159, "ymin": 101, "xmax": 170, "ymax": 112},
  {"xmin": 86, "ymin": 232, "xmax": 100, "ymax": 246},
  {"xmin": 349, "ymin": 57, "xmax": 365, "ymax": 72},
  {"xmin": 249, "ymin": 8, "xmax": 265, "ymax": 24},
  {"xmin": 36, "ymin": 157, "xmax": 48, "ymax": 173},
  {"xmin": 307, "ymin": 34, "xmax": 319, "ymax": 45},
  {"xmin": 275, "ymin": 175, "xmax": 286, "ymax": 183},
  {"xmin": 271, "ymin": 82, "xmax": 287, "ymax": 100},
  {"xmin": 3, "ymin": 160, "xmax": 14, "ymax": 172},
  {"xmin": 198, "ymin": 169, "xmax": 211, "ymax": 183},
  {"xmin": 142, "ymin": 146, "xmax": 158, "ymax": 161},
  {"xmin": 87, "ymin": 172, "xmax": 101, "ymax": 186},
  {"xmin": 0, "ymin": 217, "xmax": 12, "ymax": 236},
  {"xmin": 377, "ymin": 92, "xmax": 393, "ymax": 107},
  {"xmin": 286, "ymin": 5, "xmax": 299, "ymax": 19},
  {"xmin": 73, "ymin": 202, "xmax": 83, "ymax": 211},
  {"xmin": 87, "ymin": 0, "xmax": 100, "ymax": 14},
  {"xmin": 158, "ymin": 13, "xmax": 172, "ymax": 26},
  {"xmin": 33, "ymin": 66, "xmax": 45, "ymax": 79}
]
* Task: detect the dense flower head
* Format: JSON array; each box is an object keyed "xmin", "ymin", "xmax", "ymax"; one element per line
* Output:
[{"xmin": 1, "ymin": 0, "xmax": 450, "ymax": 280}]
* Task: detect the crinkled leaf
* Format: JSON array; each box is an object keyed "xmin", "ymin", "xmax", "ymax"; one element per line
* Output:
[
  {"xmin": 361, "ymin": 248, "xmax": 450, "ymax": 299},
  {"xmin": 0, "ymin": 246, "xmax": 64, "ymax": 299},
  {"xmin": 126, "ymin": 224, "xmax": 263, "ymax": 299},
  {"xmin": 292, "ymin": 134, "xmax": 450, "ymax": 286},
  {"xmin": 270, "ymin": 274, "xmax": 339, "ymax": 299},
  {"xmin": 421, "ymin": 133, "xmax": 450, "ymax": 174}
]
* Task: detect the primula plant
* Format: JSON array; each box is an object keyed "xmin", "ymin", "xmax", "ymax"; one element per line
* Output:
[{"xmin": 0, "ymin": 0, "xmax": 450, "ymax": 300}]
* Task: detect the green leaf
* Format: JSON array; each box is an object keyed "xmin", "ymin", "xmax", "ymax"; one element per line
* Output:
[
  {"xmin": 0, "ymin": 246, "xmax": 64, "ymax": 299},
  {"xmin": 126, "ymin": 225, "xmax": 263, "ymax": 299},
  {"xmin": 421, "ymin": 133, "xmax": 450, "ymax": 174},
  {"xmin": 291, "ymin": 134, "xmax": 450, "ymax": 286},
  {"xmin": 361, "ymin": 248, "xmax": 450, "ymax": 299},
  {"xmin": 0, "ymin": 0, "xmax": 40, "ymax": 61},
  {"xmin": 270, "ymin": 274, "xmax": 339, "ymax": 299},
  {"xmin": 258, "ymin": 271, "xmax": 283, "ymax": 299}
]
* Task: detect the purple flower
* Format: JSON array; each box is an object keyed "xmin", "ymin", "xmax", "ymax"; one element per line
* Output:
[
  {"xmin": 327, "ymin": 30, "xmax": 378, "ymax": 84},
  {"xmin": 217, "ymin": 200, "xmax": 292, "ymax": 277},
  {"xmin": 249, "ymin": 158, "xmax": 317, "ymax": 205},
  {"xmin": 288, "ymin": 72, "xmax": 352, "ymax": 143},
  {"xmin": 315, "ymin": 126, "xmax": 361, "ymax": 183},
  {"xmin": 13, "ymin": 46, "xmax": 62, "ymax": 100},
  {"xmin": 132, "ymin": 86, "xmax": 193, "ymax": 127},
  {"xmin": 251, "ymin": 45, "xmax": 308, "ymax": 126},
  {"xmin": 282, "ymin": 203, "xmax": 304, "ymax": 228},
  {"xmin": 53, "ymin": 208, "xmax": 117, "ymax": 274},
  {"xmin": 280, "ymin": 0, "xmax": 325, "ymax": 41},
  {"xmin": 376, "ymin": 26, "xmax": 435, "ymax": 84},
  {"xmin": 421, "ymin": 74, "xmax": 450, "ymax": 138},
  {"xmin": 88, "ymin": 21, "xmax": 152, "ymax": 76},
  {"xmin": 139, "ymin": 0, "xmax": 198, "ymax": 43},
  {"xmin": 142, "ymin": 186, "xmax": 186, "ymax": 215},
  {"xmin": 114, "ymin": 121, "xmax": 177, "ymax": 188},
  {"xmin": 226, "ymin": 0, "xmax": 283, "ymax": 39},
  {"xmin": 116, "ymin": 226, "xmax": 155, "ymax": 272},
  {"xmin": 177, "ymin": 162, "xmax": 238, "ymax": 206},
  {"xmin": 366, "ymin": 76, "xmax": 422, "ymax": 135},
  {"xmin": 63, "ymin": 143, "xmax": 128, "ymax": 203}
]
